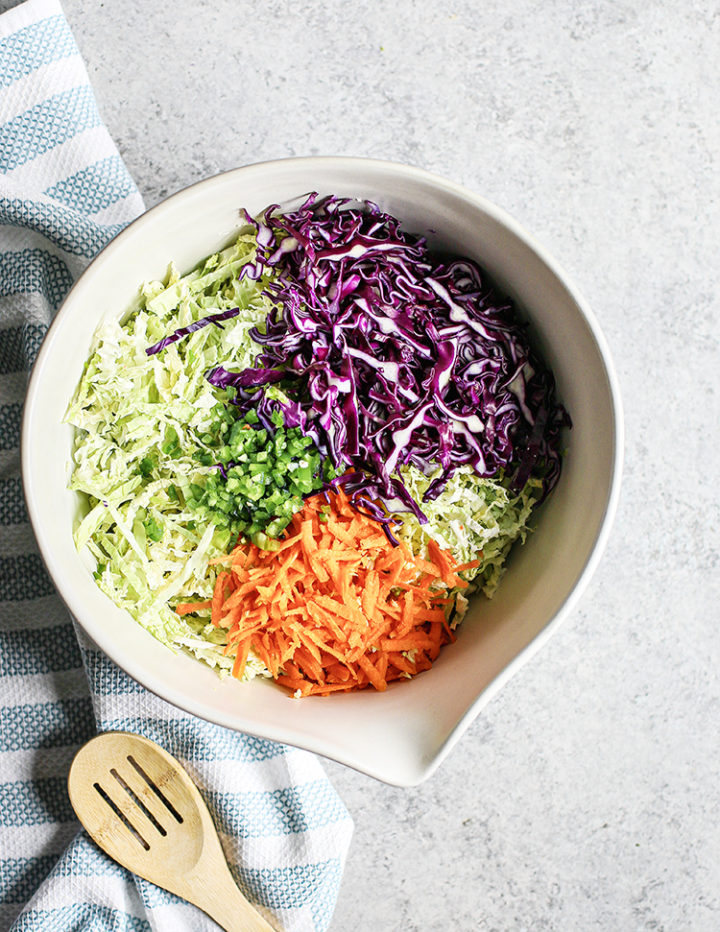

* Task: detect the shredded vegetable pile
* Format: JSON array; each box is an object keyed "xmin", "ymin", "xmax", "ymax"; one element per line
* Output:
[
  {"xmin": 67, "ymin": 194, "xmax": 569, "ymax": 694},
  {"xmin": 214, "ymin": 195, "xmax": 569, "ymax": 537},
  {"xmin": 178, "ymin": 487, "xmax": 478, "ymax": 697}
]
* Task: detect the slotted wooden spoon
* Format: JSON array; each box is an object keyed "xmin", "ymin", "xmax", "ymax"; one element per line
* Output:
[{"xmin": 68, "ymin": 732, "xmax": 277, "ymax": 932}]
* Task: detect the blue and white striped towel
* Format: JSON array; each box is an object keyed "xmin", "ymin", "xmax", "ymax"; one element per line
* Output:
[{"xmin": 0, "ymin": 1, "xmax": 354, "ymax": 929}]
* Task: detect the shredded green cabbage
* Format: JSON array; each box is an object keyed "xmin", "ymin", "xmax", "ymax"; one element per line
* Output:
[
  {"xmin": 66, "ymin": 232, "xmax": 275, "ymax": 679},
  {"xmin": 394, "ymin": 464, "xmax": 542, "ymax": 603}
]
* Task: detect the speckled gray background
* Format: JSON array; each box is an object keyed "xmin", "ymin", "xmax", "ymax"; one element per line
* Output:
[{"xmin": 12, "ymin": 0, "xmax": 720, "ymax": 928}]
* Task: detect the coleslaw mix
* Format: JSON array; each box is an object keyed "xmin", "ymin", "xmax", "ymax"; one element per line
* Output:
[{"xmin": 66, "ymin": 197, "xmax": 568, "ymax": 691}]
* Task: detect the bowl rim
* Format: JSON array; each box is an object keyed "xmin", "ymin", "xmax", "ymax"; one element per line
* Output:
[{"xmin": 21, "ymin": 156, "xmax": 624, "ymax": 785}]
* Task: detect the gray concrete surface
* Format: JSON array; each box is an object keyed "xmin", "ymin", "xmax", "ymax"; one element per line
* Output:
[{"xmin": 12, "ymin": 0, "xmax": 720, "ymax": 928}]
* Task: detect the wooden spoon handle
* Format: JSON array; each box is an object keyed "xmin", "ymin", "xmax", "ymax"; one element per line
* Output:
[{"xmin": 183, "ymin": 864, "xmax": 277, "ymax": 932}]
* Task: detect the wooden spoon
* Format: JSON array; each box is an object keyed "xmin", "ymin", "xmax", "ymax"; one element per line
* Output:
[{"xmin": 68, "ymin": 731, "xmax": 278, "ymax": 932}]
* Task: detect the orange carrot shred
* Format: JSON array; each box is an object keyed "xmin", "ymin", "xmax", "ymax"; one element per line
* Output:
[
  {"xmin": 232, "ymin": 637, "xmax": 251, "ymax": 678},
  {"xmin": 175, "ymin": 599, "xmax": 212, "ymax": 616},
  {"xmin": 208, "ymin": 487, "xmax": 467, "ymax": 696}
]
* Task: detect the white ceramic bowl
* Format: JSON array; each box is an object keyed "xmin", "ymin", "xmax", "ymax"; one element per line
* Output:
[{"xmin": 22, "ymin": 157, "xmax": 622, "ymax": 786}]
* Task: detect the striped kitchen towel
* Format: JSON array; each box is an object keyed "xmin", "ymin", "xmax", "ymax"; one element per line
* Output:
[{"xmin": 0, "ymin": 1, "xmax": 353, "ymax": 930}]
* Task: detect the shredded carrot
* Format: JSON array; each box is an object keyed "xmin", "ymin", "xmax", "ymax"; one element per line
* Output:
[
  {"xmin": 184, "ymin": 487, "xmax": 470, "ymax": 696},
  {"xmin": 174, "ymin": 599, "xmax": 212, "ymax": 616},
  {"xmin": 232, "ymin": 637, "xmax": 251, "ymax": 678},
  {"xmin": 455, "ymin": 557, "xmax": 482, "ymax": 573}
]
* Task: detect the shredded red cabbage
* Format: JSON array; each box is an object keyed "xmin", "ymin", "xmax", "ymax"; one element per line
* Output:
[
  {"xmin": 209, "ymin": 195, "xmax": 570, "ymax": 523},
  {"xmin": 145, "ymin": 307, "xmax": 240, "ymax": 356}
]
